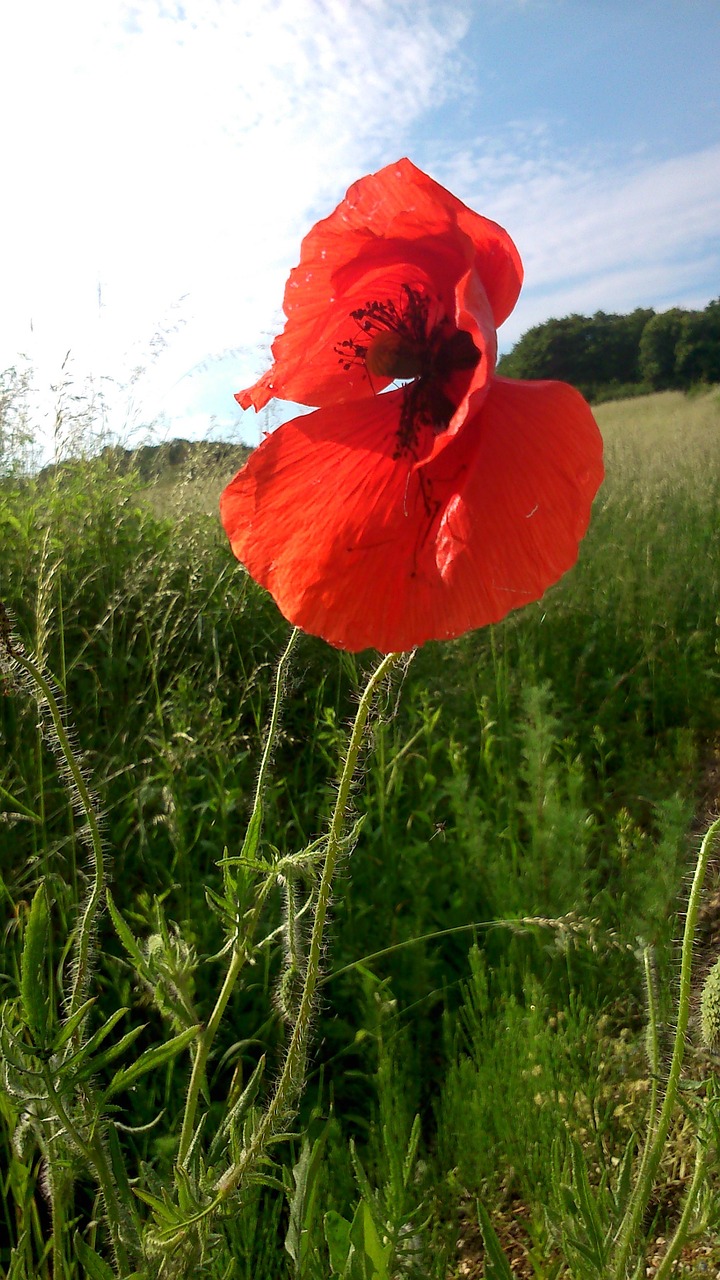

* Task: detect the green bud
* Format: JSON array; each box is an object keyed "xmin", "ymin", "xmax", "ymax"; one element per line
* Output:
[
  {"xmin": 21, "ymin": 885, "xmax": 50, "ymax": 1041},
  {"xmin": 277, "ymin": 964, "xmax": 304, "ymax": 1025},
  {"xmin": 700, "ymin": 957, "xmax": 720, "ymax": 1050}
]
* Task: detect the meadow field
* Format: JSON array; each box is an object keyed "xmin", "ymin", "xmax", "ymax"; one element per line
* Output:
[{"xmin": 1, "ymin": 388, "xmax": 720, "ymax": 1278}]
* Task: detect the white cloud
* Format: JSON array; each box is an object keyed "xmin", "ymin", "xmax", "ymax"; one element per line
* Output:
[
  {"xmin": 0, "ymin": 0, "xmax": 469, "ymax": 450},
  {"xmin": 435, "ymin": 134, "xmax": 720, "ymax": 346},
  {"xmin": 1, "ymin": 2, "xmax": 718, "ymax": 456}
]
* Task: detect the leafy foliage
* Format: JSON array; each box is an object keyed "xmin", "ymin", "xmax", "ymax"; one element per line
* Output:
[
  {"xmin": 498, "ymin": 299, "xmax": 720, "ymax": 401},
  {"xmin": 2, "ymin": 384, "xmax": 720, "ymax": 1275}
]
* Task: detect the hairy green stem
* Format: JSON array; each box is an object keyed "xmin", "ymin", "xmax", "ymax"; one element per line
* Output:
[
  {"xmin": 611, "ymin": 815, "xmax": 720, "ymax": 1278},
  {"xmin": 654, "ymin": 1134, "xmax": 708, "ymax": 1280},
  {"xmin": 3, "ymin": 620, "xmax": 133, "ymax": 1269},
  {"xmin": 45, "ymin": 1160, "xmax": 65, "ymax": 1280},
  {"xmin": 177, "ymin": 870, "xmax": 279, "ymax": 1166},
  {"xmin": 254, "ymin": 626, "xmax": 300, "ymax": 812},
  {"xmin": 11, "ymin": 648, "xmax": 104, "ymax": 1020},
  {"xmin": 214, "ymin": 648, "xmax": 402, "ymax": 1199},
  {"xmin": 41, "ymin": 1064, "xmax": 130, "ymax": 1274},
  {"xmin": 629, "ymin": 945, "xmax": 660, "ymax": 1208},
  {"xmin": 178, "ymin": 628, "xmax": 299, "ymax": 1165}
]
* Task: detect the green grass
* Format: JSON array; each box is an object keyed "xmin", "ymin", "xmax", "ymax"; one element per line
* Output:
[{"xmin": 1, "ymin": 388, "xmax": 720, "ymax": 1277}]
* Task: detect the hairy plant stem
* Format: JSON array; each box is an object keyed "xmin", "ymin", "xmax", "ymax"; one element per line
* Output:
[
  {"xmin": 176, "ymin": 886, "xmax": 271, "ymax": 1165},
  {"xmin": 611, "ymin": 815, "xmax": 720, "ymax": 1278},
  {"xmin": 654, "ymin": 1133, "xmax": 709, "ymax": 1280},
  {"xmin": 211, "ymin": 648, "xmax": 402, "ymax": 1200},
  {"xmin": 10, "ymin": 647, "xmax": 104, "ymax": 1020},
  {"xmin": 3, "ymin": 620, "xmax": 134, "ymax": 1270},
  {"xmin": 41, "ymin": 1064, "xmax": 131, "ymax": 1275},
  {"xmin": 629, "ymin": 946, "xmax": 660, "ymax": 1207},
  {"xmin": 178, "ymin": 628, "xmax": 300, "ymax": 1166},
  {"xmin": 254, "ymin": 626, "xmax": 301, "ymax": 811},
  {"xmin": 43, "ymin": 1158, "xmax": 65, "ymax": 1280}
]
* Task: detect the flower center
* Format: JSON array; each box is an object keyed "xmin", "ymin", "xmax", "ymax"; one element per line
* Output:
[
  {"xmin": 335, "ymin": 283, "xmax": 481, "ymax": 457},
  {"xmin": 335, "ymin": 285, "xmax": 435, "ymax": 377},
  {"xmin": 365, "ymin": 331, "xmax": 425, "ymax": 380}
]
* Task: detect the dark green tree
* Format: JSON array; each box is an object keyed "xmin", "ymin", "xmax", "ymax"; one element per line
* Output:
[
  {"xmin": 598, "ymin": 308, "xmax": 655, "ymax": 383},
  {"xmin": 498, "ymin": 309, "xmax": 654, "ymax": 395},
  {"xmin": 638, "ymin": 309, "xmax": 689, "ymax": 390},
  {"xmin": 497, "ymin": 314, "xmax": 598, "ymax": 384},
  {"xmin": 499, "ymin": 300, "xmax": 719, "ymax": 398},
  {"xmin": 675, "ymin": 301, "xmax": 720, "ymax": 386}
]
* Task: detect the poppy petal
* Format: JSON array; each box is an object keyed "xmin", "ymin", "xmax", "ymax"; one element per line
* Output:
[
  {"xmin": 238, "ymin": 257, "xmax": 453, "ymax": 413},
  {"xmin": 422, "ymin": 263, "xmax": 498, "ymax": 468},
  {"xmin": 429, "ymin": 377, "xmax": 604, "ymax": 634},
  {"xmin": 334, "ymin": 159, "xmax": 523, "ymax": 327},
  {"xmin": 220, "ymin": 377, "xmax": 603, "ymax": 652},
  {"xmin": 236, "ymin": 159, "xmax": 522, "ymax": 413},
  {"xmin": 221, "ymin": 392, "xmax": 422, "ymax": 649}
]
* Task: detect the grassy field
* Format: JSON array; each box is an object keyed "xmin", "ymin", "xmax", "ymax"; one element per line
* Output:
[{"xmin": 1, "ymin": 388, "xmax": 720, "ymax": 1277}]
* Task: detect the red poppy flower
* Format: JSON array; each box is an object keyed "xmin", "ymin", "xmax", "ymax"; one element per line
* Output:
[{"xmin": 221, "ymin": 159, "xmax": 604, "ymax": 653}]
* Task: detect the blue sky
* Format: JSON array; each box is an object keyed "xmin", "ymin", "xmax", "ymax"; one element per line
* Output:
[{"xmin": 1, "ymin": 0, "xmax": 718, "ymax": 455}]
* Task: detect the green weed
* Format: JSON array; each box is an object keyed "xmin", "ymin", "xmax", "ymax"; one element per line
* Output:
[{"xmin": 2, "ymin": 386, "xmax": 720, "ymax": 1276}]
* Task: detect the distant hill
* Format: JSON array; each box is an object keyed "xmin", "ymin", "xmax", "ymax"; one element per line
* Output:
[{"xmin": 39, "ymin": 438, "xmax": 251, "ymax": 487}]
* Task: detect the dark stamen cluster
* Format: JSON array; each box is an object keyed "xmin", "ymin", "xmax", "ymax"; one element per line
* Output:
[
  {"xmin": 396, "ymin": 382, "xmax": 456, "ymax": 458},
  {"xmin": 334, "ymin": 283, "xmax": 481, "ymax": 458},
  {"xmin": 334, "ymin": 285, "xmax": 433, "ymax": 374}
]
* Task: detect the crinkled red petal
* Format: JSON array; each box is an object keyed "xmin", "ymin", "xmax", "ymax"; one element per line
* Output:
[
  {"xmin": 420, "ymin": 264, "xmax": 498, "ymax": 469},
  {"xmin": 237, "ymin": 255, "xmax": 452, "ymax": 413},
  {"xmin": 220, "ymin": 377, "xmax": 603, "ymax": 652},
  {"xmin": 332, "ymin": 159, "xmax": 523, "ymax": 327},
  {"xmin": 236, "ymin": 158, "xmax": 522, "ymax": 413}
]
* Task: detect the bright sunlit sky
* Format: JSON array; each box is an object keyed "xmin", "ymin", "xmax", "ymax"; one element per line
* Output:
[{"xmin": 1, "ymin": 0, "xmax": 719, "ymax": 453}]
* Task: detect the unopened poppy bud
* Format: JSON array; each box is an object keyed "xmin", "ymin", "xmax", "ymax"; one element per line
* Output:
[
  {"xmin": 700, "ymin": 957, "xmax": 720, "ymax": 1049},
  {"xmin": 277, "ymin": 963, "xmax": 304, "ymax": 1025}
]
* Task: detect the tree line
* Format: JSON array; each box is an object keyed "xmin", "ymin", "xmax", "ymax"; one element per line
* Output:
[{"xmin": 497, "ymin": 298, "xmax": 720, "ymax": 402}]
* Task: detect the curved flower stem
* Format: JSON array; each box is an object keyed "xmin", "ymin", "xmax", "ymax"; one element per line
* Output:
[
  {"xmin": 654, "ymin": 1134, "xmax": 708, "ymax": 1280},
  {"xmin": 213, "ymin": 648, "xmax": 403, "ymax": 1200},
  {"xmin": 628, "ymin": 945, "xmax": 660, "ymax": 1209},
  {"xmin": 642, "ymin": 946, "xmax": 660, "ymax": 1131},
  {"xmin": 41, "ymin": 1064, "xmax": 130, "ymax": 1275},
  {"xmin": 178, "ymin": 628, "xmax": 299, "ymax": 1166},
  {"xmin": 177, "ymin": 878, "xmax": 276, "ymax": 1165},
  {"xmin": 4, "ymin": 623, "xmax": 133, "ymax": 1266},
  {"xmin": 10, "ymin": 647, "xmax": 104, "ymax": 1021},
  {"xmin": 45, "ymin": 1160, "xmax": 66, "ymax": 1280},
  {"xmin": 611, "ymin": 815, "xmax": 720, "ymax": 1279},
  {"xmin": 254, "ymin": 627, "xmax": 301, "ymax": 818}
]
